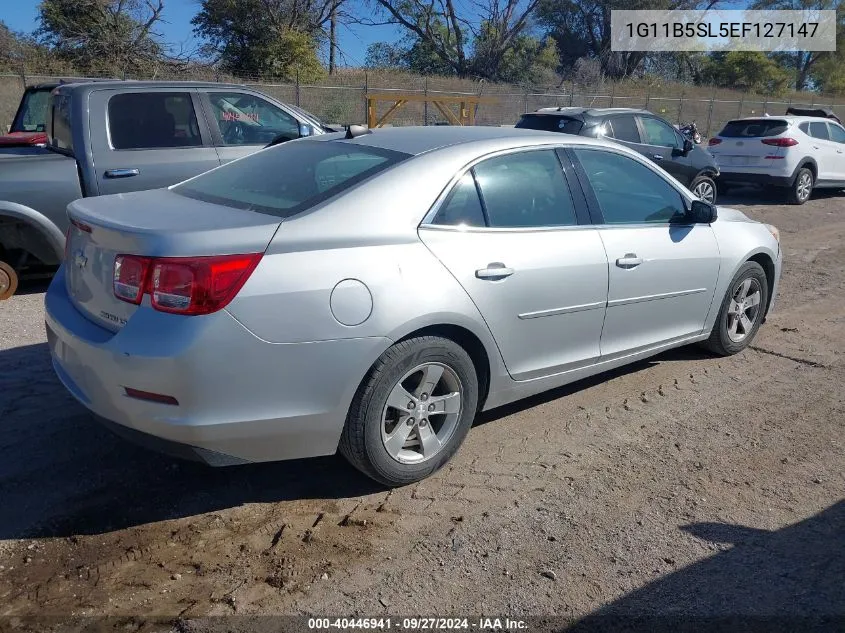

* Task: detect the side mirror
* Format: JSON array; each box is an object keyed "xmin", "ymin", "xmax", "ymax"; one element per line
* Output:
[
  {"xmin": 299, "ymin": 124, "xmax": 313, "ymax": 137},
  {"xmin": 689, "ymin": 199, "xmax": 717, "ymax": 223},
  {"xmin": 683, "ymin": 138, "xmax": 694, "ymax": 155}
]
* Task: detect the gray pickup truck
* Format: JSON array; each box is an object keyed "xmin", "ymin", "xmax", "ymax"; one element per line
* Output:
[{"xmin": 0, "ymin": 80, "xmax": 331, "ymax": 299}]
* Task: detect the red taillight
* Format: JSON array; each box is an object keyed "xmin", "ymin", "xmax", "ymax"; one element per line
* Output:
[
  {"xmin": 762, "ymin": 137, "xmax": 798, "ymax": 147},
  {"xmin": 124, "ymin": 387, "xmax": 179, "ymax": 406},
  {"xmin": 708, "ymin": 138, "xmax": 722, "ymax": 146},
  {"xmin": 114, "ymin": 255, "xmax": 152, "ymax": 305},
  {"xmin": 70, "ymin": 218, "xmax": 92, "ymax": 233},
  {"xmin": 113, "ymin": 253, "xmax": 261, "ymax": 315}
]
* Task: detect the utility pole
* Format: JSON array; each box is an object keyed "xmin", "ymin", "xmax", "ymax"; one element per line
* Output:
[{"xmin": 329, "ymin": 1, "xmax": 337, "ymax": 75}]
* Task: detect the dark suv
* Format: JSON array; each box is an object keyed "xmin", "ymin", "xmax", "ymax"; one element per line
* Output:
[{"xmin": 516, "ymin": 107, "xmax": 720, "ymax": 203}]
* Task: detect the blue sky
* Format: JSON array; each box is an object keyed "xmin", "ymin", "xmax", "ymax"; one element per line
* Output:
[{"xmin": 1, "ymin": 0, "xmax": 402, "ymax": 66}]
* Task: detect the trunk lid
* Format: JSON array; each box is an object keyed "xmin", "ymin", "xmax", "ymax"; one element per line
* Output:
[
  {"xmin": 65, "ymin": 188, "xmax": 281, "ymax": 332},
  {"xmin": 709, "ymin": 118, "xmax": 792, "ymax": 168}
]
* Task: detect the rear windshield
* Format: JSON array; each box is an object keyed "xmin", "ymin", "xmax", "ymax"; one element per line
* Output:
[
  {"xmin": 174, "ymin": 140, "xmax": 410, "ymax": 218},
  {"xmin": 516, "ymin": 114, "xmax": 583, "ymax": 134},
  {"xmin": 718, "ymin": 119, "xmax": 789, "ymax": 138},
  {"xmin": 12, "ymin": 87, "xmax": 52, "ymax": 133}
]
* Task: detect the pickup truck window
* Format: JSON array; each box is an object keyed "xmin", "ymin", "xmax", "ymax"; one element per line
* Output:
[
  {"xmin": 207, "ymin": 92, "xmax": 300, "ymax": 145},
  {"xmin": 174, "ymin": 140, "xmax": 409, "ymax": 218},
  {"xmin": 108, "ymin": 92, "xmax": 202, "ymax": 150},
  {"xmin": 51, "ymin": 93, "xmax": 74, "ymax": 153}
]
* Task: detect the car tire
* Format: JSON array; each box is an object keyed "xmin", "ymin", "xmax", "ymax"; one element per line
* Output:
[
  {"xmin": 690, "ymin": 175, "xmax": 717, "ymax": 203},
  {"xmin": 339, "ymin": 336, "xmax": 479, "ymax": 487},
  {"xmin": 703, "ymin": 261, "xmax": 768, "ymax": 356},
  {"xmin": 0, "ymin": 260, "xmax": 18, "ymax": 301},
  {"xmin": 787, "ymin": 167, "xmax": 813, "ymax": 205}
]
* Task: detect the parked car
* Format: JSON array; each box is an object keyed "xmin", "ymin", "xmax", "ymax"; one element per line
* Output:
[
  {"xmin": 515, "ymin": 107, "xmax": 720, "ymax": 204},
  {"xmin": 0, "ymin": 80, "xmax": 331, "ymax": 300},
  {"xmin": 45, "ymin": 126, "xmax": 782, "ymax": 486},
  {"xmin": 707, "ymin": 111, "xmax": 845, "ymax": 205}
]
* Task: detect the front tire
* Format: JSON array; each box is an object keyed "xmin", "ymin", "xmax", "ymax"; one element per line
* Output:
[
  {"xmin": 703, "ymin": 261, "xmax": 768, "ymax": 356},
  {"xmin": 787, "ymin": 167, "xmax": 813, "ymax": 205},
  {"xmin": 339, "ymin": 336, "xmax": 479, "ymax": 486},
  {"xmin": 690, "ymin": 175, "xmax": 717, "ymax": 204}
]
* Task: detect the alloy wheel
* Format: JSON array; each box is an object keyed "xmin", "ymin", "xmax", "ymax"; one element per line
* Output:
[
  {"xmin": 726, "ymin": 278, "xmax": 762, "ymax": 343},
  {"xmin": 693, "ymin": 180, "xmax": 715, "ymax": 203},
  {"xmin": 797, "ymin": 172, "xmax": 812, "ymax": 202},
  {"xmin": 381, "ymin": 362, "xmax": 463, "ymax": 464}
]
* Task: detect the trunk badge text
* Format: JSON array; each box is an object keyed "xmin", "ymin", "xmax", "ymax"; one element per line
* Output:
[{"xmin": 73, "ymin": 250, "xmax": 88, "ymax": 269}]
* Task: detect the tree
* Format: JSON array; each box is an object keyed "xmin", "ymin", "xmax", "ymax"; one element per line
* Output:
[
  {"xmin": 537, "ymin": 0, "xmax": 719, "ymax": 80},
  {"xmin": 193, "ymin": 0, "xmax": 344, "ymax": 79},
  {"xmin": 362, "ymin": 0, "xmax": 541, "ymax": 79},
  {"xmin": 37, "ymin": 0, "xmax": 166, "ymax": 75},
  {"xmin": 703, "ymin": 51, "xmax": 790, "ymax": 94}
]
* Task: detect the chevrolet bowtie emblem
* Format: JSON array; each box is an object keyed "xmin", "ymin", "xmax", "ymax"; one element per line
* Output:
[{"xmin": 73, "ymin": 250, "xmax": 88, "ymax": 269}]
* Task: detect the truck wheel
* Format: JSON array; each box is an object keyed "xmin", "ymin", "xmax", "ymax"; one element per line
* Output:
[
  {"xmin": 0, "ymin": 260, "xmax": 18, "ymax": 300},
  {"xmin": 787, "ymin": 167, "xmax": 813, "ymax": 205}
]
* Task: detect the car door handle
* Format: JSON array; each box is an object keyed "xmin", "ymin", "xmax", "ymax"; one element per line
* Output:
[
  {"xmin": 652, "ymin": 154, "xmax": 664, "ymax": 160},
  {"xmin": 104, "ymin": 168, "xmax": 140, "ymax": 179},
  {"xmin": 476, "ymin": 263, "xmax": 514, "ymax": 280},
  {"xmin": 616, "ymin": 253, "xmax": 643, "ymax": 268}
]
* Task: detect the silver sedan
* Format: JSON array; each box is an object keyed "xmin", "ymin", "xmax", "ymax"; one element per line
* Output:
[{"xmin": 45, "ymin": 126, "xmax": 782, "ymax": 486}]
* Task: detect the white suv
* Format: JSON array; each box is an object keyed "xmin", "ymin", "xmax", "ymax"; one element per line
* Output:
[{"xmin": 707, "ymin": 113, "xmax": 845, "ymax": 205}]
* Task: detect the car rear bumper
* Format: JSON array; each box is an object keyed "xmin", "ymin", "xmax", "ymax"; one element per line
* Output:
[
  {"xmin": 45, "ymin": 266, "xmax": 390, "ymax": 465},
  {"xmin": 716, "ymin": 171, "xmax": 794, "ymax": 187}
]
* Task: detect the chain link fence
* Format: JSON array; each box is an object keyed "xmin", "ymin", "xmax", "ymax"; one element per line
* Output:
[{"xmin": 3, "ymin": 69, "xmax": 844, "ymax": 138}]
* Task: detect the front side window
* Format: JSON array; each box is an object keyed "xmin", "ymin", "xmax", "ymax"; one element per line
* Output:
[
  {"xmin": 473, "ymin": 150, "xmax": 576, "ymax": 228},
  {"xmin": 829, "ymin": 123, "xmax": 845, "ymax": 143},
  {"xmin": 432, "ymin": 173, "xmax": 486, "ymax": 227},
  {"xmin": 607, "ymin": 115, "xmax": 640, "ymax": 143},
  {"xmin": 207, "ymin": 92, "xmax": 300, "ymax": 145},
  {"xmin": 108, "ymin": 92, "xmax": 202, "ymax": 150},
  {"xmin": 640, "ymin": 117, "xmax": 679, "ymax": 147},
  {"xmin": 574, "ymin": 149, "xmax": 686, "ymax": 224},
  {"xmin": 809, "ymin": 121, "xmax": 831, "ymax": 140},
  {"xmin": 174, "ymin": 140, "xmax": 409, "ymax": 218}
]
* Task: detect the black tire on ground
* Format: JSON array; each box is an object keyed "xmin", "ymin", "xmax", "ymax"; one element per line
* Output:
[
  {"xmin": 787, "ymin": 166, "xmax": 813, "ymax": 205},
  {"xmin": 689, "ymin": 175, "xmax": 717, "ymax": 204},
  {"xmin": 0, "ymin": 260, "xmax": 18, "ymax": 301},
  {"xmin": 703, "ymin": 261, "xmax": 768, "ymax": 356},
  {"xmin": 339, "ymin": 336, "xmax": 479, "ymax": 487}
]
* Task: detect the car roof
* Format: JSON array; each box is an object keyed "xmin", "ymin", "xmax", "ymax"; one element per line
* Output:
[
  {"xmin": 530, "ymin": 107, "xmax": 650, "ymax": 118},
  {"xmin": 727, "ymin": 115, "xmax": 839, "ymax": 124},
  {"xmin": 52, "ymin": 79, "xmax": 262, "ymax": 95},
  {"xmin": 312, "ymin": 125, "xmax": 613, "ymax": 156}
]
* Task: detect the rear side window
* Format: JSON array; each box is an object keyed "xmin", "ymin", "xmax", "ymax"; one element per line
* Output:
[
  {"xmin": 829, "ymin": 124, "xmax": 845, "ymax": 143},
  {"xmin": 574, "ymin": 149, "xmax": 686, "ymax": 224},
  {"xmin": 809, "ymin": 121, "xmax": 830, "ymax": 140},
  {"xmin": 516, "ymin": 114, "xmax": 583, "ymax": 134},
  {"xmin": 432, "ymin": 174, "xmax": 486, "ymax": 227},
  {"xmin": 50, "ymin": 93, "xmax": 73, "ymax": 153},
  {"xmin": 473, "ymin": 150, "xmax": 576, "ymax": 228},
  {"xmin": 799, "ymin": 122, "xmax": 810, "ymax": 134},
  {"xmin": 108, "ymin": 92, "xmax": 202, "ymax": 150},
  {"xmin": 13, "ymin": 88, "xmax": 51, "ymax": 133},
  {"xmin": 719, "ymin": 119, "xmax": 789, "ymax": 138},
  {"xmin": 607, "ymin": 115, "xmax": 640, "ymax": 143},
  {"xmin": 174, "ymin": 140, "xmax": 409, "ymax": 218}
]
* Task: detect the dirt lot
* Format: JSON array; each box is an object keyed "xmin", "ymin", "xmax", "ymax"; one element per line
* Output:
[{"xmin": 0, "ymin": 188, "xmax": 843, "ymax": 629}]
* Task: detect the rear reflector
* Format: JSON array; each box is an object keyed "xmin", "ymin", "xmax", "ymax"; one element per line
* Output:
[
  {"xmin": 707, "ymin": 138, "xmax": 722, "ymax": 146},
  {"xmin": 762, "ymin": 137, "xmax": 798, "ymax": 147},
  {"xmin": 113, "ymin": 253, "xmax": 262, "ymax": 315},
  {"xmin": 124, "ymin": 387, "xmax": 179, "ymax": 406}
]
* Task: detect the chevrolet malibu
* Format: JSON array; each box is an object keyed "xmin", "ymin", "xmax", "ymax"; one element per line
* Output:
[{"xmin": 45, "ymin": 126, "xmax": 782, "ymax": 486}]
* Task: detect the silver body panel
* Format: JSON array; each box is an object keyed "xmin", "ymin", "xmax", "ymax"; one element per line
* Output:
[{"xmin": 45, "ymin": 127, "xmax": 782, "ymax": 464}]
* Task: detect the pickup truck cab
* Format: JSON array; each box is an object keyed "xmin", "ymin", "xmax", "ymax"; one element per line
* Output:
[{"xmin": 0, "ymin": 80, "xmax": 329, "ymax": 299}]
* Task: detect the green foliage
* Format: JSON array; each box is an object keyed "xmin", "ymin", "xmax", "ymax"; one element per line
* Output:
[
  {"xmin": 703, "ymin": 51, "xmax": 790, "ymax": 95},
  {"xmin": 37, "ymin": 0, "xmax": 165, "ymax": 75},
  {"xmin": 193, "ymin": 0, "xmax": 328, "ymax": 79}
]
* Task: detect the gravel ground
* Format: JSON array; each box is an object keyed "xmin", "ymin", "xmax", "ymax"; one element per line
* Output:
[{"xmin": 0, "ymin": 187, "xmax": 843, "ymax": 629}]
